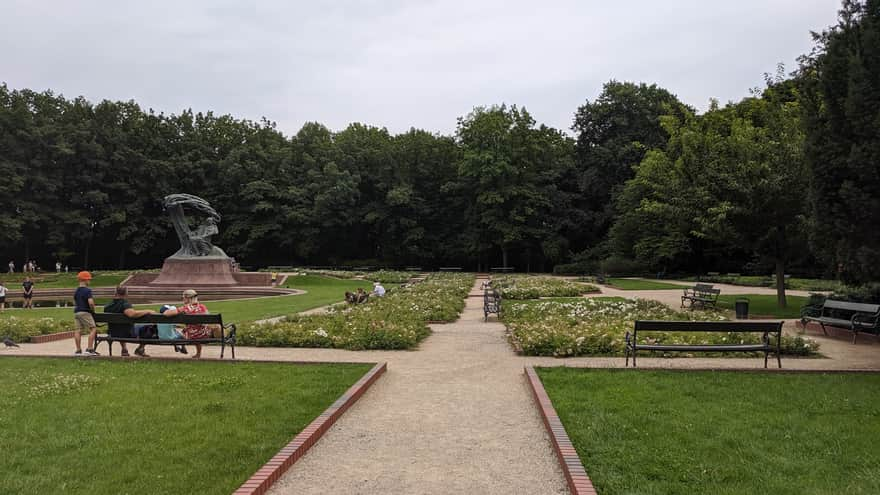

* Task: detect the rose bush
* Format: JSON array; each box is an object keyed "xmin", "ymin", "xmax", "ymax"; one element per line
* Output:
[
  {"xmin": 492, "ymin": 275, "xmax": 599, "ymax": 299},
  {"xmin": 0, "ymin": 317, "xmax": 71, "ymax": 343},
  {"xmin": 503, "ymin": 298, "xmax": 819, "ymax": 357},
  {"xmin": 238, "ymin": 273, "xmax": 474, "ymax": 350}
]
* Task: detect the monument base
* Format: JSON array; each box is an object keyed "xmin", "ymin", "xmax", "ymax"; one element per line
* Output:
[{"xmin": 150, "ymin": 257, "xmax": 239, "ymax": 286}]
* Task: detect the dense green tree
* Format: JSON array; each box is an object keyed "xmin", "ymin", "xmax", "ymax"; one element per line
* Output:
[
  {"xmin": 569, "ymin": 81, "xmax": 691, "ymax": 253},
  {"xmin": 799, "ymin": 0, "xmax": 880, "ymax": 283}
]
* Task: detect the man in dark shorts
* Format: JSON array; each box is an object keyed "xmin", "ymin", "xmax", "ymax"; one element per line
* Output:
[
  {"xmin": 22, "ymin": 276, "xmax": 34, "ymax": 309},
  {"xmin": 103, "ymin": 286, "xmax": 157, "ymax": 357}
]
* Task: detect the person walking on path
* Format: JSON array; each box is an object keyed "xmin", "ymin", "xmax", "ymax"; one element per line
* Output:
[
  {"xmin": 22, "ymin": 277, "xmax": 34, "ymax": 309},
  {"xmin": 8, "ymin": 260, "xmax": 13, "ymax": 273},
  {"xmin": 72, "ymin": 271, "xmax": 99, "ymax": 356},
  {"xmin": 0, "ymin": 282, "xmax": 6, "ymax": 310}
]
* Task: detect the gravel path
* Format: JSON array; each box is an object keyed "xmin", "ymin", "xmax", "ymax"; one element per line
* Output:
[{"xmin": 267, "ymin": 280, "xmax": 568, "ymax": 494}]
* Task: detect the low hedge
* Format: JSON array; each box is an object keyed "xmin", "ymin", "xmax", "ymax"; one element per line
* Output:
[
  {"xmin": 492, "ymin": 275, "xmax": 599, "ymax": 300},
  {"xmin": 0, "ymin": 317, "xmax": 71, "ymax": 343}
]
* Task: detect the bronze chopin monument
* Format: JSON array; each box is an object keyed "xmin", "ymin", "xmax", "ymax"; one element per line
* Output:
[{"xmin": 150, "ymin": 194, "xmax": 238, "ymax": 286}]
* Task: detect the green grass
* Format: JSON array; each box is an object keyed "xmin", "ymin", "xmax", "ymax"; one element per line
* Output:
[
  {"xmin": 0, "ymin": 357, "xmax": 372, "ymax": 494},
  {"xmin": 0, "ymin": 275, "xmax": 365, "ymax": 324},
  {"xmin": 715, "ymin": 294, "xmax": 808, "ymax": 318},
  {"xmin": 0, "ymin": 271, "xmax": 132, "ymax": 288},
  {"xmin": 606, "ymin": 278, "xmax": 688, "ymax": 290},
  {"xmin": 537, "ymin": 368, "xmax": 880, "ymax": 495}
]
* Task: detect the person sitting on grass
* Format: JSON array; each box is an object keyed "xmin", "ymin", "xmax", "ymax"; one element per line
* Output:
[
  {"xmin": 345, "ymin": 291, "xmax": 357, "ymax": 304},
  {"xmin": 372, "ymin": 281, "xmax": 386, "ymax": 297},
  {"xmin": 162, "ymin": 289, "xmax": 210, "ymax": 359},
  {"xmin": 356, "ymin": 287, "xmax": 369, "ymax": 304},
  {"xmin": 103, "ymin": 286, "xmax": 157, "ymax": 357}
]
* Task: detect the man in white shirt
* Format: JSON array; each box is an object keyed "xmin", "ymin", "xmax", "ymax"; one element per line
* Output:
[{"xmin": 372, "ymin": 282, "xmax": 386, "ymax": 297}]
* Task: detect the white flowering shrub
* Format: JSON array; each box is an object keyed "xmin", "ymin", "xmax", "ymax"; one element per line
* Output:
[
  {"xmin": 492, "ymin": 275, "xmax": 598, "ymax": 299},
  {"xmin": 503, "ymin": 298, "xmax": 819, "ymax": 357},
  {"xmin": 238, "ymin": 273, "xmax": 474, "ymax": 350},
  {"xmin": 0, "ymin": 317, "xmax": 71, "ymax": 342}
]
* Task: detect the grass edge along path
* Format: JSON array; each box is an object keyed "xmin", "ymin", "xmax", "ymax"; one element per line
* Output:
[
  {"xmin": 605, "ymin": 278, "xmax": 689, "ymax": 290},
  {"xmin": 536, "ymin": 367, "xmax": 880, "ymax": 495},
  {"xmin": 0, "ymin": 357, "xmax": 373, "ymax": 495},
  {"xmin": 715, "ymin": 294, "xmax": 808, "ymax": 319}
]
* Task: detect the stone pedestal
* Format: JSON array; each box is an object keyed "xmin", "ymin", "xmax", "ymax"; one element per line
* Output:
[{"xmin": 150, "ymin": 257, "xmax": 238, "ymax": 286}]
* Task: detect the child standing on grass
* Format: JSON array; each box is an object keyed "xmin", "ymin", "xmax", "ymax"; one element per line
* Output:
[{"xmin": 72, "ymin": 271, "xmax": 99, "ymax": 356}]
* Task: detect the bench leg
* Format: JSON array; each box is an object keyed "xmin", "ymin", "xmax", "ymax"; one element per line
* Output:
[
  {"xmin": 221, "ymin": 340, "xmax": 225, "ymax": 359},
  {"xmin": 231, "ymin": 342, "xmax": 235, "ymax": 359},
  {"xmin": 819, "ymin": 323, "xmax": 828, "ymax": 336},
  {"xmin": 108, "ymin": 340, "xmax": 113, "ymax": 356},
  {"xmin": 852, "ymin": 329, "xmax": 858, "ymax": 344},
  {"xmin": 764, "ymin": 350, "xmax": 768, "ymax": 368}
]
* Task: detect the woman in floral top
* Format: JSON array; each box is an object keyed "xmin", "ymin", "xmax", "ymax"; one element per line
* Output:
[{"xmin": 163, "ymin": 289, "xmax": 211, "ymax": 358}]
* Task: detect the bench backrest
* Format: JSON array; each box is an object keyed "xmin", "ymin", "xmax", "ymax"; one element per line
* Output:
[
  {"xmin": 634, "ymin": 320, "xmax": 782, "ymax": 333},
  {"xmin": 693, "ymin": 283, "xmax": 714, "ymax": 291},
  {"xmin": 93, "ymin": 313, "xmax": 224, "ymax": 325},
  {"xmin": 821, "ymin": 299, "xmax": 880, "ymax": 315}
]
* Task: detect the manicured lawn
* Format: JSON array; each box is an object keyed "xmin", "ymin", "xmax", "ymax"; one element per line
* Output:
[
  {"xmin": 715, "ymin": 294, "xmax": 808, "ymax": 319},
  {"xmin": 537, "ymin": 368, "xmax": 880, "ymax": 495},
  {"xmin": 0, "ymin": 275, "xmax": 365, "ymax": 325},
  {"xmin": 606, "ymin": 278, "xmax": 688, "ymax": 290},
  {"xmin": 0, "ymin": 357, "xmax": 372, "ymax": 495},
  {"xmin": 0, "ymin": 271, "xmax": 131, "ymax": 288}
]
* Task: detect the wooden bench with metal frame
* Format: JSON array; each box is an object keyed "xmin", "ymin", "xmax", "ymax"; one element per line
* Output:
[
  {"xmin": 800, "ymin": 299, "xmax": 880, "ymax": 344},
  {"xmin": 625, "ymin": 320, "xmax": 783, "ymax": 368},
  {"xmin": 483, "ymin": 288, "xmax": 502, "ymax": 322},
  {"xmin": 681, "ymin": 283, "xmax": 721, "ymax": 309},
  {"xmin": 94, "ymin": 313, "xmax": 237, "ymax": 359}
]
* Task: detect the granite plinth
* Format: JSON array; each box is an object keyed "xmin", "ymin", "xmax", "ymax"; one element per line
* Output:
[{"xmin": 150, "ymin": 257, "xmax": 238, "ymax": 286}]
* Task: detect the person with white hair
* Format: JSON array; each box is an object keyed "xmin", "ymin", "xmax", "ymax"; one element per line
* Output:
[
  {"xmin": 372, "ymin": 281, "xmax": 386, "ymax": 297},
  {"xmin": 162, "ymin": 289, "xmax": 210, "ymax": 358}
]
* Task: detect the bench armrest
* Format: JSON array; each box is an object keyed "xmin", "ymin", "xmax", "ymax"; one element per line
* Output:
[
  {"xmin": 852, "ymin": 312, "xmax": 879, "ymax": 328},
  {"xmin": 800, "ymin": 305, "xmax": 822, "ymax": 318}
]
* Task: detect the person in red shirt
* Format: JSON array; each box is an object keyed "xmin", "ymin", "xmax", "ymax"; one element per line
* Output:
[{"xmin": 162, "ymin": 289, "xmax": 211, "ymax": 358}]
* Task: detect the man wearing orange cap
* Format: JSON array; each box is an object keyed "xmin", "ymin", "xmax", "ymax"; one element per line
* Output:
[{"xmin": 73, "ymin": 271, "xmax": 99, "ymax": 355}]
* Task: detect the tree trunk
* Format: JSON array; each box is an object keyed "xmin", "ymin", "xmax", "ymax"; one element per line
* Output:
[
  {"xmin": 118, "ymin": 248, "xmax": 126, "ymax": 270},
  {"xmin": 502, "ymin": 247, "xmax": 508, "ymax": 269},
  {"xmin": 775, "ymin": 259, "xmax": 787, "ymax": 308}
]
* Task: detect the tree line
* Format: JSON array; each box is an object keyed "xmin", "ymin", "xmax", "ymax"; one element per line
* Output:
[{"xmin": 0, "ymin": 1, "xmax": 877, "ymax": 290}]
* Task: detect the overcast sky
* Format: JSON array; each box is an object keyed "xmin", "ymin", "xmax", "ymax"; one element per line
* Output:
[{"xmin": 1, "ymin": 0, "xmax": 840, "ymax": 136}]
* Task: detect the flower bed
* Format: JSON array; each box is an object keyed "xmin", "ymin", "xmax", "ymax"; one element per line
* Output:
[
  {"xmin": 238, "ymin": 273, "xmax": 474, "ymax": 350},
  {"xmin": 503, "ymin": 298, "xmax": 819, "ymax": 357},
  {"xmin": 0, "ymin": 317, "xmax": 70, "ymax": 343},
  {"xmin": 492, "ymin": 275, "xmax": 598, "ymax": 300},
  {"xmin": 301, "ymin": 269, "xmax": 414, "ymax": 284}
]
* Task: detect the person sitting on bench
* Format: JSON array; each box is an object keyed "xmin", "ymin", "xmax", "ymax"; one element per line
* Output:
[
  {"xmin": 162, "ymin": 289, "xmax": 211, "ymax": 359},
  {"xmin": 157, "ymin": 304, "xmax": 187, "ymax": 354},
  {"xmin": 103, "ymin": 286, "xmax": 157, "ymax": 357}
]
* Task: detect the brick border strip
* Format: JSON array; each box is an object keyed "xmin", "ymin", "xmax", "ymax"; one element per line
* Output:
[
  {"xmin": 233, "ymin": 361, "xmax": 387, "ymax": 495},
  {"xmin": 30, "ymin": 331, "xmax": 77, "ymax": 343},
  {"xmin": 524, "ymin": 366, "xmax": 597, "ymax": 495}
]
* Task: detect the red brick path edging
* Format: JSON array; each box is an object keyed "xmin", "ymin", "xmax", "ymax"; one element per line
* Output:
[
  {"xmin": 524, "ymin": 366, "xmax": 598, "ymax": 495},
  {"xmin": 233, "ymin": 361, "xmax": 387, "ymax": 495},
  {"xmin": 30, "ymin": 331, "xmax": 77, "ymax": 343}
]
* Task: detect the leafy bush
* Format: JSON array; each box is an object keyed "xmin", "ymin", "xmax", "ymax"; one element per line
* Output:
[
  {"xmin": 503, "ymin": 298, "xmax": 819, "ymax": 357},
  {"xmin": 492, "ymin": 275, "xmax": 598, "ymax": 299},
  {"xmin": 829, "ymin": 283, "xmax": 880, "ymax": 304},
  {"xmin": 299, "ymin": 269, "xmax": 413, "ymax": 284},
  {"xmin": 0, "ymin": 317, "xmax": 71, "ymax": 343},
  {"xmin": 599, "ymin": 256, "xmax": 647, "ymax": 276},
  {"xmin": 552, "ymin": 261, "xmax": 596, "ymax": 275},
  {"xmin": 238, "ymin": 273, "xmax": 474, "ymax": 350}
]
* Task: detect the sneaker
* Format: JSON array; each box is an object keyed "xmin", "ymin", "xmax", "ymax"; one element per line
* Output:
[
  {"xmin": 85, "ymin": 348, "xmax": 100, "ymax": 356},
  {"xmin": 179, "ymin": 346, "xmax": 188, "ymax": 355},
  {"xmin": 120, "ymin": 350, "xmax": 130, "ymax": 357},
  {"xmin": 74, "ymin": 350, "xmax": 83, "ymax": 356},
  {"xmin": 134, "ymin": 347, "xmax": 149, "ymax": 357}
]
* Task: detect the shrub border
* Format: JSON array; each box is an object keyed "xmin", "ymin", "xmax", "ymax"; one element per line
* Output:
[
  {"xmin": 524, "ymin": 365, "xmax": 597, "ymax": 495},
  {"xmin": 234, "ymin": 361, "xmax": 387, "ymax": 494}
]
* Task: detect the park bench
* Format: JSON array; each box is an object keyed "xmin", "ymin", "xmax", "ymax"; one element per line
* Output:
[
  {"xmin": 94, "ymin": 313, "xmax": 237, "ymax": 358},
  {"xmin": 681, "ymin": 283, "xmax": 721, "ymax": 309},
  {"xmin": 483, "ymin": 288, "xmax": 502, "ymax": 321},
  {"xmin": 490, "ymin": 267, "xmax": 514, "ymax": 273},
  {"xmin": 625, "ymin": 320, "xmax": 783, "ymax": 368},
  {"xmin": 800, "ymin": 299, "xmax": 880, "ymax": 343}
]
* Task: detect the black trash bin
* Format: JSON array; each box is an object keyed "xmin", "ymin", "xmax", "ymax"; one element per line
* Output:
[{"xmin": 735, "ymin": 297, "xmax": 750, "ymax": 319}]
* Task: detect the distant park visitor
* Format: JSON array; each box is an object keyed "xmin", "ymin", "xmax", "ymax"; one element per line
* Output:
[
  {"xmin": 373, "ymin": 282, "xmax": 386, "ymax": 297},
  {"xmin": 22, "ymin": 276, "xmax": 34, "ymax": 309}
]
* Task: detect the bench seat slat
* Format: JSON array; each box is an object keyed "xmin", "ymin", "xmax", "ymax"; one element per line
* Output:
[{"xmin": 633, "ymin": 344, "xmax": 768, "ymax": 352}]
